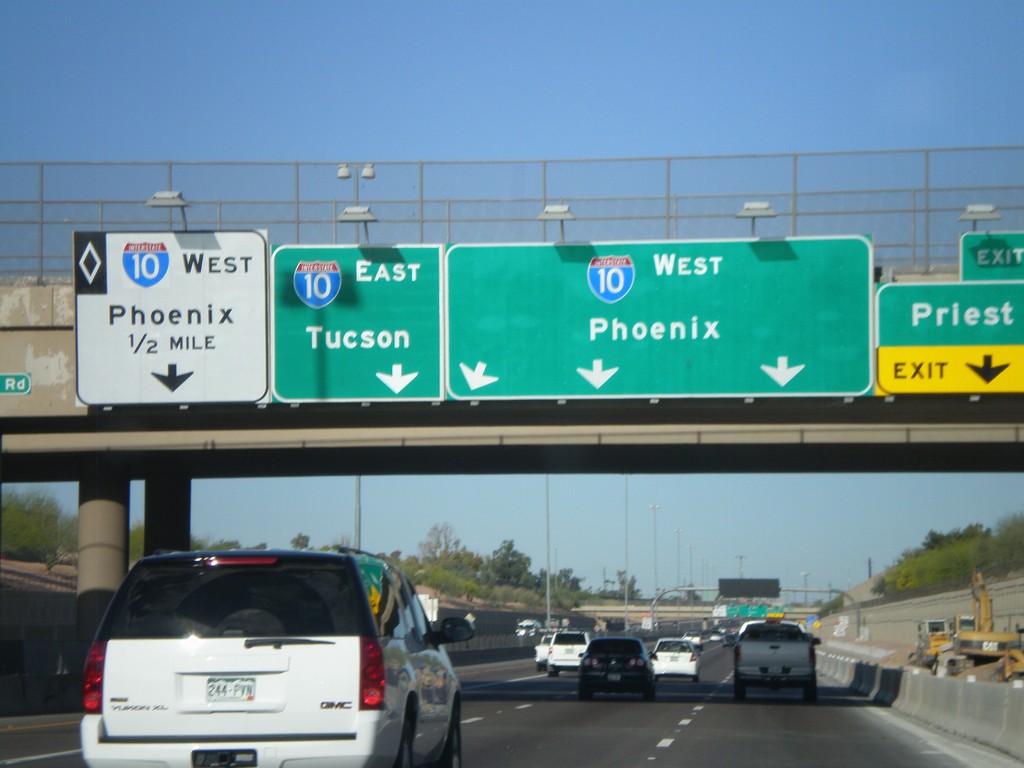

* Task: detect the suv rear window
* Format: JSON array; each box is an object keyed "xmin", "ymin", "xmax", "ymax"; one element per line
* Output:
[
  {"xmin": 553, "ymin": 633, "xmax": 587, "ymax": 645},
  {"xmin": 100, "ymin": 555, "xmax": 368, "ymax": 639}
]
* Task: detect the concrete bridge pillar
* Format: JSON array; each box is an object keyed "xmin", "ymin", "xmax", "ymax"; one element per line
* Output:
[{"xmin": 76, "ymin": 457, "xmax": 129, "ymax": 641}]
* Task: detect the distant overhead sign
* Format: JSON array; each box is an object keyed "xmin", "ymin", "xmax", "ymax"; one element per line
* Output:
[
  {"xmin": 445, "ymin": 238, "xmax": 873, "ymax": 400},
  {"xmin": 719, "ymin": 578, "xmax": 781, "ymax": 599},
  {"xmin": 74, "ymin": 231, "xmax": 269, "ymax": 405}
]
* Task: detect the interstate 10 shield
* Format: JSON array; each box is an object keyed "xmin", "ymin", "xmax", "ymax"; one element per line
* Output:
[{"xmin": 294, "ymin": 260, "xmax": 341, "ymax": 308}]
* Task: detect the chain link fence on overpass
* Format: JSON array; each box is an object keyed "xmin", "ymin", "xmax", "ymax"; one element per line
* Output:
[{"xmin": 2, "ymin": 146, "xmax": 1023, "ymax": 284}]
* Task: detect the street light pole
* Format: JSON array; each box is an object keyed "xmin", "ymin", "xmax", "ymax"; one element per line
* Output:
[
  {"xmin": 354, "ymin": 476, "xmax": 361, "ymax": 549},
  {"xmin": 674, "ymin": 528, "xmax": 683, "ymax": 629},
  {"xmin": 624, "ymin": 476, "xmax": 630, "ymax": 630},
  {"xmin": 688, "ymin": 544, "xmax": 695, "ymax": 611},
  {"xmin": 545, "ymin": 475, "xmax": 551, "ymax": 628},
  {"xmin": 650, "ymin": 503, "xmax": 660, "ymax": 596}
]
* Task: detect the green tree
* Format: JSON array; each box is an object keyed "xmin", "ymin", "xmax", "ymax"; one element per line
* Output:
[
  {"xmin": 919, "ymin": 523, "xmax": 990, "ymax": 552},
  {"xmin": 616, "ymin": 570, "xmax": 641, "ymax": 600},
  {"xmin": 979, "ymin": 511, "xmax": 1024, "ymax": 572},
  {"xmin": 485, "ymin": 539, "xmax": 533, "ymax": 587},
  {"xmin": 291, "ymin": 532, "xmax": 311, "ymax": 550},
  {"xmin": 1, "ymin": 489, "xmax": 77, "ymax": 569},
  {"xmin": 418, "ymin": 522, "xmax": 462, "ymax": 564},
  {"xmin": 129, "ymin": 522, "xmax": 145, "ymax": 562}
]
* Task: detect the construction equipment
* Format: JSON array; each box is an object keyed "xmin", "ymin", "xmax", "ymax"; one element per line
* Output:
[
  {"xmin": 909, "ymin": 618, "xmax": 954, "ymax": 671},
  {"xmin": 938, "ymin": 570, "xmax": 1024, "ymax": 682}
]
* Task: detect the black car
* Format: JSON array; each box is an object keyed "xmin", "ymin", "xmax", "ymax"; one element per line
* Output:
[{"xmin": 578, "ymin": 637, "xmax": 656, "ymax": 700}]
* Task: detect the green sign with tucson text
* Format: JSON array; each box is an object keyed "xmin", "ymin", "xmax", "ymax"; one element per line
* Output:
[
  {"xmin": 961, "ymin": 232, "xmax": 1024, "ymax": 282},
  {"xmin": 271, "ymin": 245, "xmax": 443, "ymax": 402},
  {"xmin": 444, "ymin": 237, "xmax": 873, "ymax": 400}
]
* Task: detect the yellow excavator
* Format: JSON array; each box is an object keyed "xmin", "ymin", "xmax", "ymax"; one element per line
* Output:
[{"xmin": 945, "ymin": 570, "xmax": 1024, "ymax": 682}]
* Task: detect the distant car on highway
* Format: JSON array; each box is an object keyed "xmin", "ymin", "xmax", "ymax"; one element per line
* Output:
[
  {"xmin": 545, "ymin": 630, "xmax": 591, "ymax": 676},
  {"xmin": 650, "ymin": 637, "xmax": 700, "ymax": 681},
  {"xmin": 682, "ymin": 630, "xmax": 704, "ymax": 652},
  {"xmin": 516, "ymin": 619, "xmax": 542, "ymax": 637},
  {"xmin": 578, "ymin": 637, "xmax": 656, "ymax": 700}
]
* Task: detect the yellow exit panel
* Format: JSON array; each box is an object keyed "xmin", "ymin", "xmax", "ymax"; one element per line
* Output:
[{"xmin": 877, "ymin": 345, "xmax": 1024, "ymax": 394}]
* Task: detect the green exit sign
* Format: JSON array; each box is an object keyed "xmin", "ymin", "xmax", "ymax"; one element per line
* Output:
[
  {"xmin": 445, "ymin": 237, "xmax": 873, "ymax": 400},
  {"xmin": 271, "ymin": 245, "xmax": 443, "ymax": 402},
  {"xmin": 961, "ymin": 232, "xmax": 1024, "ymax": 281}
]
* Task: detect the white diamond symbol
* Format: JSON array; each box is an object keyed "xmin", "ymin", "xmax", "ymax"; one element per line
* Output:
[{"xmin": 78, "ymin": 242, "xmax": 101, "ymax": 285}]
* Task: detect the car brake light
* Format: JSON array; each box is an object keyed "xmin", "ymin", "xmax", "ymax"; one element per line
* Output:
[
  {"xmin": 360, "ymin": 637, "xmax": 386, "ymax": 710},
  {"xmin": 200, "ymin": 556, "xmax": 279, "ymax": 567},
  {"xmin": 82, "ymin": 641, "xmax": 106, "ymax": 714}
]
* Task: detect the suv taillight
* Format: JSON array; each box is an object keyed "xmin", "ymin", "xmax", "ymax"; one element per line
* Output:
[
  {"xmin": 360, "ymin": 637, "xmax": 386, "ymax": 710},
  {"xmin": 82, "ymin": 641, "xmax": 106, "ymax": 714}
]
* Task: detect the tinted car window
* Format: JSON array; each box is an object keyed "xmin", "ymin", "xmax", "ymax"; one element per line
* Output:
[
  {"xmin": 588, "ymin": 639, "xmax": 643, "ymax": 655},
  {"xmin": 102, "ymin": 556, "xmax": 365, "ymax": 639},
  {"xmin": 741, "ymin": 625, "xmax": 806, "ymax": 642}
]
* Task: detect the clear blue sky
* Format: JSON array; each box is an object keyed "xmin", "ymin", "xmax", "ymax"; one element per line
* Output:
[{"xmin": 3, "ymin": 1, "xmax": 1023, "ymax": 599}]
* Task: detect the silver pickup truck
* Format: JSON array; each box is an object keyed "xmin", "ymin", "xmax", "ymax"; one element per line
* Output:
[{"xmin": 733, "ymin": 619, "xmax": 820, "ymax": 702}]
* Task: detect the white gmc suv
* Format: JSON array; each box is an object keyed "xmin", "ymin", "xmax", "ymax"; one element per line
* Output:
[
  {"xmin": 545, "ymin": 630, "xmax": 591, "ymax": 676},
  {"xmin": 80, "ymin": 549, "xmax": 474, "ymax": 768}
]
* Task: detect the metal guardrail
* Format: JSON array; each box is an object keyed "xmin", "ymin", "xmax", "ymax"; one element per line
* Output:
[{"xmin": 1, "ymin": 147, "xmax": 1022, "ymax": 284}]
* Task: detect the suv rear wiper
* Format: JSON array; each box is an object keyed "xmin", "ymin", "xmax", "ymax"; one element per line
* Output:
[{"xmin": 244, "ymin": 637, "xmax": 336, "ymax": 649}]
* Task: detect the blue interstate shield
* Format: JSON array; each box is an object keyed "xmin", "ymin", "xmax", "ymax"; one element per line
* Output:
[
  {"xmin": 587, "ymin": 256, "xmax": 634, "ymax": 303},
  {"xmin": 294, "ymin": 261, "xmax": 341, "ymax": 308},
  {"xmin": 122, "ymin": 241, "xmax": 169, "ymax": 288}
]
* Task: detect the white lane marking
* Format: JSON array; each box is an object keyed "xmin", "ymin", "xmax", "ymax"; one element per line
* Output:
[
  {"xmin": 657, "ymin": 738, "xmax": 674, "ymax": 748},
  {"xmin": 461, "ymin": 674, "xmax": 545, "ymax": 690},
  {"xmin": 678, "ymin": 718, "xmax": 692, "ymax": 726},
  {"xmin": 461, "ymin": 717, "xmax": 484, "ymax": 725},
  {"xmin": 515, "ymin": 704, "xmax": 532, "ymax": 710},
  {"xmin": 0, "ymin": 750, "xmax": 82, "ymax": 766}
]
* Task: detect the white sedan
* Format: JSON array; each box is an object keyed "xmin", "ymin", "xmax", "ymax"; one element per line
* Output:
[{"xmin": 650, "ymin": 638, "xmax": 701, "ymax": 681}]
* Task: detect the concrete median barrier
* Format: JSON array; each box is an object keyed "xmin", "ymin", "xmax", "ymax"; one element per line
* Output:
[
  {"xmin": 822, "ymin": 650, "xmax": 1022, "ymax": 760},
  {"xmin": 894, "ymin": 667, "xmax": 1024, "ymax": 762}
]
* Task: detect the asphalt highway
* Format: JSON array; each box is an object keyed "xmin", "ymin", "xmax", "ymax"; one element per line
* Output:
[{"xmin": 1, "ymin": 643, "xmax": 1020, "ymax": 768}]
